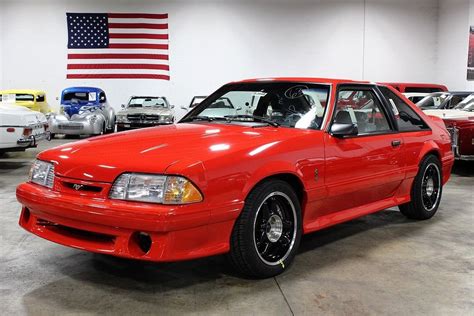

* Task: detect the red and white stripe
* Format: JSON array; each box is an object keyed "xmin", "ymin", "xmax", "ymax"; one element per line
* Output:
[{"xmin": 67, "ymin": 13, "xmax": 170, "ymax": 80}]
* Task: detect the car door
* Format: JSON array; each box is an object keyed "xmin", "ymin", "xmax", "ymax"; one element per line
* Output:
[{"xmin": 320, "ymin": 85, "xmax": 406, "ymax": 216}]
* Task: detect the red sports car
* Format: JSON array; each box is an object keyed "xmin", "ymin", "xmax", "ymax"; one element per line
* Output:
[{"xmin": 17, "ymin": 78, "xmax": 454, "ymax": 278}]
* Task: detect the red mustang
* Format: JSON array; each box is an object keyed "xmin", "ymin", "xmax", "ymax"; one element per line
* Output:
[{"xmin": 17, "ymin": 78, "xmax": 454, "ymax": 278}]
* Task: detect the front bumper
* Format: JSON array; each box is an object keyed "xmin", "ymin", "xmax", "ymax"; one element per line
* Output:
[
  {"xmin": 116, "ymin": 122, "xmax": 173, "ymax": 130},
  {"xmin": 16, "ymin": 181, "xmax": 240, "ymax": 261},
  {"xmin": 16, "ymin": 131, "xmax": 50, "ymax": 148},
  {"xmin": 49, "ymin": 119, "xmax": 100, "ymax": 135}
]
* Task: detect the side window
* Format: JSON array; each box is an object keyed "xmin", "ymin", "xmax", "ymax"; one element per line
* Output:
[
  {"xmin": 36, "ymin": 95, "xmax": 45, "ymax": 102},
  {"xmin": 334, "ymin": 88, "xmax": 392, "ymax": 135},
  {"xmin": 379, "ymin": 86, "xmax": 429, "ymax": 132}
]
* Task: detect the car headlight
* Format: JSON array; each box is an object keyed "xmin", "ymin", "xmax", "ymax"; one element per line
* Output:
[
  {"xmin": 116, "ymin": 115, "xmax": 128, "ymax": 123},
  {"xmin": 109, "ymin": 173, "xmax": 202, "ymax": 204},
  {"xmin": 160, "ymin": 115, "xmax": 173, "ymax": 123},
  {"xmin": 29, "ymin": 160, "xmax": 55, "ymax": 188}
]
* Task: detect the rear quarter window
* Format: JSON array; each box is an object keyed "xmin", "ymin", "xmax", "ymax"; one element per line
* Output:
[{"xmin": 379, "ymin": 86, "xmax": 430, "ymax": 132}]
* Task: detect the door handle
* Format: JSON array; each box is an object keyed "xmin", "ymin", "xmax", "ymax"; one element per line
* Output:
[{"xmin": 391, "ymin": 140, "xmax": 402, "ymax": 147}]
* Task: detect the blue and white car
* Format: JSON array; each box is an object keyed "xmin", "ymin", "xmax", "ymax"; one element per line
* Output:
[{"xmin": 49, "ymin": 87, "xmax": 116, "ymax": 137}]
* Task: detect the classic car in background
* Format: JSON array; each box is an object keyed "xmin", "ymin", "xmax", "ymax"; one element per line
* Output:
[
  {"xmin": 416, "ymin": 92, "xmax": 472, "ymax": 110},
  {"xmin": 383, "ymin": 82, "xmax": 448, "ymax": 93},
  {"xmin": 424, "ymin": 96, "xmax": 474, "ymax": 161},
  {"xmin": 48, "ymin": 87, "xmax": 115, "ymax": 137},
  {"xmin": 403, "ymin": 92, "xmax": 429, "ymax": 104},
  {"xmin": 0, "ymin": 89, "xmax": 51, "ymax": 114},
  {"xmin": 444, "ymin": 118, "xmax": 474, "ymax": 161},
  {"xmin": 187, "ymin": 96, "xmax": 207, "ymax": 109},
  {"xmin": 116, "ymin": 96, "xmax": 174, "ymax": 132},
  {"xmin": 0, "ymin": 103, "xmax": 49, "ymax": 154}
]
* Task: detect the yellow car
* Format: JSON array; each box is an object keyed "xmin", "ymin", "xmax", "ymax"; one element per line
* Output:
[{"xmin": 0, "ymin": 89, "xmax": 50, "ymax": 113}]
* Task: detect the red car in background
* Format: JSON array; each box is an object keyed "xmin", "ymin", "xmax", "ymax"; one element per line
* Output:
[
  {"xmin": 17, "ymin": 78, "xmax": 454, "ymax": 278},
  {"xmin": 383, "ymin": 82, "xmax": 448, "ymax": 93}
]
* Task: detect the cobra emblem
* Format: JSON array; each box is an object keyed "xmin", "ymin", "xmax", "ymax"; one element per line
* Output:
[{"xmin": 72, "ymin": 184, "xmax": 84, "ymax": 191}]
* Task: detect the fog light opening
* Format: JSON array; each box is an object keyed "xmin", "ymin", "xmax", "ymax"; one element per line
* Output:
[
  {"xmin": 21, "ymin": 208, "xmax": 31, "ymax": 225},
  {"xmin": 129, "ymin": 231, "xmax": 152, "ymax": 256}
]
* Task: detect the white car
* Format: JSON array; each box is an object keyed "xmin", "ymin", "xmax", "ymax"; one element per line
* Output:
[
  {"xmin": 423, "ymin": 94, "xmax": 474, "ymax": 119},
  {"xmin": 0, "ymin": 103, "xmax": 49, "ymax": 153},
  {"xmin": 403, "ymin": 92, "xmax": 429, "ymax": 104}
]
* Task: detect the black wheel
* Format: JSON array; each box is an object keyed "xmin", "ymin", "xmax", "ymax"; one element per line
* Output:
[
  {"xmin": 229, "ymin": 180, "xmax": 302, "ymax": 278},
  {"xmin": 49, "ymin": 133, "xmax": 55, "ymax": 139},
  {"xmin": 399, "ymin": 155, "xmax": 442, "ymax": 220}
]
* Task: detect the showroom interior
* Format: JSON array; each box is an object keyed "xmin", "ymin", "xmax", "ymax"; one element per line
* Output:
[{"xmin": 0, "ymin": 0, "xmax": 473, "ymax": 315}]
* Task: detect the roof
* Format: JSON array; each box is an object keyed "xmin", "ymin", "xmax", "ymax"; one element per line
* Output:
[
  {"xmin": 235, "ymin": 77, "xmax": 371, "ymax": 85},
  {"xmin": 0, "ymin": 89, "xmax": 46, "ymax": 95},
  {"xmin": 61, "ymin": 86, "xmax": 104, "ymax": 94}
]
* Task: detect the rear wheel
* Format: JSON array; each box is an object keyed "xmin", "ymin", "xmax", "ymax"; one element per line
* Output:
[
  {"xmin": 229, "ymin": 180, "xmax": 302, "ymax": 278},
  {"xmin": 399, "ymin": 155, "xmax": 442, "ymax": 220}
]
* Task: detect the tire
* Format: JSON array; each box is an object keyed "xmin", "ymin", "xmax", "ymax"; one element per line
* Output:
[
  {"xmin": 49, "ymin": 133, "xmax": 56, "ymax": 139},
  {"xmin": 228, "ymin": 180, "xmax": 302, "ymax": 278},
  {"xmin": 399, "ymin": 155, "xmax": 442, "ymax": 220},
  {"xmin": 106, "ymin": 119, "xmax": 115, "ymax": 134}
]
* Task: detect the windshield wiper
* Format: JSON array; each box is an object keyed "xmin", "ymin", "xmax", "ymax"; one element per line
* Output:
[
  {"xmin": 224, "ymin": 115, "xmax": 279, "ymax": 127},
  {"xmin": 182, "ymin": 115, "xmax": 226, "ymax": 122}
]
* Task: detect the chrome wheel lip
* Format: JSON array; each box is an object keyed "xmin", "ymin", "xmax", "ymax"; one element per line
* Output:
[
  {"xmin": 421, "ymin": 162, "xmax": 441, "ymax": 212},
  {"xmin": 253, "ymin": 191, "xmax": 297, "ymax": 266}
]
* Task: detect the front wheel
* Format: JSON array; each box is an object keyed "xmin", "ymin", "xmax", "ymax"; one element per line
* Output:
[
  {"xmin": 399, "ymin": 155, "xmax": 442, "ymax": 220},
  {"xmin": 229, "ymin": 180, "xmax": 302, "ymax": 278}
]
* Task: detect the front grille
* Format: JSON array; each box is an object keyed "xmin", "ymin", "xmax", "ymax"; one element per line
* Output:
[
  {"xmin": 62, "ymin": 182, "xmax": 103, "ymax": 193},
  {"xmin": 127, "ymin": 114, "xmax": 161, "ymax": 122},
  {"xmin": 58, "ymin": 124, "xmax": 83, "ymax": 130}
]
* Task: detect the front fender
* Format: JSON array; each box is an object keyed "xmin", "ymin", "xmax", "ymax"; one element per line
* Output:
[{"xmin": 242, "ymin": 160, "xmax": 305, "ymax": 198}]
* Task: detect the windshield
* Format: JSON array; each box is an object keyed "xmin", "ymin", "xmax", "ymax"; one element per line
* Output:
[
  {"xmin": 454, "ymin": 94, "xmax": 474, "ymax": 109},
  {"xmin": 190, "ymin": 96, "xmax": 207, "ymax": 108},
  {"xmin": 128, "ymin": 97, "xmax": 168, "ymax": 108},
  {"xmin": 63, "ymin": 92, "xmax": 97, "ymax": 103},
  {"xmin": 417, "ymin": 93, "xmax": 450, "ymax": 109},
  {"xmin": 183, "ymin": 82, "xmax": 330, "ymax": 129}
]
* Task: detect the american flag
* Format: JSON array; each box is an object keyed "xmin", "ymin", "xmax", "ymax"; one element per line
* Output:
[{"xmin": 66, "ymin": 13, "xmax": 169, "ymax": 80}]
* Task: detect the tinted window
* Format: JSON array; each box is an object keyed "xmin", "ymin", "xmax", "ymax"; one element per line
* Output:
[
  {"xmin": 379, "ymin": 86, "xmax": 429, "ymax": 131},
  {"xmin": 334, "ymin": 89, "xmax": 391, "ymax": 135}
]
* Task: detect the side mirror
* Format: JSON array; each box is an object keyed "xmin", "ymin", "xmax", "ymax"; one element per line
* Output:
[
  {"xmin": 330, "ymin": 123, "xmax": 358, "ymax": 138},
  {"xmin": 121, "ymin": 104, "xmax": 125, "ymax": 108},
  {"xmin": 170, "ymin": 104, "xmax": 175, "ymax": 109}
]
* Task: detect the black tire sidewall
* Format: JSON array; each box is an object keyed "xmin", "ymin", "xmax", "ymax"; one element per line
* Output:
[
  {"xmin": 412, "ymin": 155, "xmax": 443, "ymax": 219},
  {"xmin": 232, "ymin": 180, "xmax": 302, "ymax": 278}
]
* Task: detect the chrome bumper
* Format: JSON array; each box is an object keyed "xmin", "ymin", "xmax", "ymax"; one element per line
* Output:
[
  {"xmin": 446, "ymin": 127, "xmax": 474, "ymax": 161},
  {"xmin": 16, "ymin": 132, "xmax": 50, "ymax": 147},
  {"xmin": 50, "ymin": 121, "xmax": 98, "ymax": 135}
]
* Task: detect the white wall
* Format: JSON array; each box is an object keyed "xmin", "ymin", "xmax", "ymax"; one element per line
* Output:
[
  {"xmin": 436, "ymin": 0, "xmax": 471, "ymax": 90},
  {"xmin": 0, "ymin": 0, "xmax": 442, "ymax": 118}
]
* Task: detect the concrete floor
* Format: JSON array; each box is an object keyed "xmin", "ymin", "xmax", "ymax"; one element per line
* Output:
[{"xmin": 1, "ymin": 138, "xmax": 473, "ymax": 315}]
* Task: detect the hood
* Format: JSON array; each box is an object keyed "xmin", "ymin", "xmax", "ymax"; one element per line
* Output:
[
  {"xmin": 63, "ymin": 102, "xmax": 100, "ymax": 116},
  {"xmin": 0, "ymin": 104, "xmax": 46, "ymax": 125},
  {"xmin": 118, "ymin": 107, "xmax": 172, "ymax": 116},
  {"xmin": 38, "ymin": 123, "xmax": 301, "ymax": 182}
]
